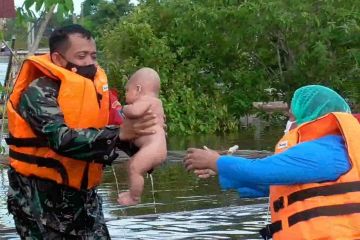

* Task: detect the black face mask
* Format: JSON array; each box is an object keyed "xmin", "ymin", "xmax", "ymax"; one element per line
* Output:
[
  {"xmin": 65, "ymin": 61, "xmax": 97, "ymax": 80},
  {"xmin": 58, "ymin": 53, "xmax": 97, "ymax": 80}
]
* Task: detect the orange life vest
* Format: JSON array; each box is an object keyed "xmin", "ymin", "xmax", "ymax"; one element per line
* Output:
[
  {"xmin": 261, "ymin": 112, "xmax": 360, "ymax": 240},
  {"xmin": 6, "ymin": 54, "xmax": 110, "ymax": 190}
]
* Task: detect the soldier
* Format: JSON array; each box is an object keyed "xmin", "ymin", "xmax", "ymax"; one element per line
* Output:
[{"xmin": 6, "ymin": 24, "xmax": 158, "ymax": 239}]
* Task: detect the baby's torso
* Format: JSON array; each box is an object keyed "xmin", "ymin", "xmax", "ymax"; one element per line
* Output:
[
  {"xmin": 134, "ymin": 96, "xmax": 165, "ymax": 147},
  {"xmin": 139, "ymin": 96, "xmax": 164, "ymax": 125}
]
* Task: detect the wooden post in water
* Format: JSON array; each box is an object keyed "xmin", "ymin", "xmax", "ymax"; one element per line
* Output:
[
  {"xmin": 0, "ymin": 36, "xmax": 15, "ymax": 159},
  {"xmin": 4, "ymin": 36, "xmax": 15, "ymax": 88}
]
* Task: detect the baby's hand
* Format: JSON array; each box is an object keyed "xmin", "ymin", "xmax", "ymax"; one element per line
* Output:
[{"xmin": 117, "ymin": 191, "xmax": 140, "ymax": 206}]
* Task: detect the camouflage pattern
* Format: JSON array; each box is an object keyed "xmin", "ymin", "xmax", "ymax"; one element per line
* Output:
[
  {"xmin": 18, "ymin": 77, "xmax": 120, "ymax": 162},
  {"xmin": 8, "ymin": 168, "xmax": 110, "ymax": 239},
  {"xmin": 7, "ymin": 76, "xmax": 126, "ymax": 239}
]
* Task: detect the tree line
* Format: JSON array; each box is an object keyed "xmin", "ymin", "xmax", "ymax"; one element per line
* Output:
[{"xmin": 5, "ymin": 0, "xmax": 360, "ymax": 134}]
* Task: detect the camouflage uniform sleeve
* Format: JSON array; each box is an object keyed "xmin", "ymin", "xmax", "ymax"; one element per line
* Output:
[{"xmin": 18, "ymin": 77, "xmax": 120, "ymax": 163}]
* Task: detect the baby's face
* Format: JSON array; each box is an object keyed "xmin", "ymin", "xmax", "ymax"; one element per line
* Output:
[{"xmin": 125, "ymin": 82, "xmax": 139, "ymax": 104}]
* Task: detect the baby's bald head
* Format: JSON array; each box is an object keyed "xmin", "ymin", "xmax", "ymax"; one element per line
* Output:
[{"xmin": 128, "ymin": 67, "xmax": 160, "ymax": 96}]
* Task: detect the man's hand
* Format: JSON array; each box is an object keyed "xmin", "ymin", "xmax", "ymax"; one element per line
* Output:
[
  {"xmin": 119, "ymin": 109, "xmax": 158, "ymax": 140},
  {"xmin": 183, "ymin": 147, "xmax": 220, "ymax": 173}
]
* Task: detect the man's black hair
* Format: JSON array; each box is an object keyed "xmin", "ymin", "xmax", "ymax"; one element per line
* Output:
[{"xmin": 49, "ymin": 24, "xmax": 93, "ymax": 54}]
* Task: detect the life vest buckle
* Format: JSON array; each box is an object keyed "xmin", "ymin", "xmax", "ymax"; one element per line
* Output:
[
  {"xmin": 273, "ymin": 196, "xmax": 284, "ymax": 212},
  {"xmin": 259, "ymin": 224, "xmax": 273, "ymax": 239},
  {"xmin": 259, "ymin": 221, "xmax": 282, "ymax": 240}
]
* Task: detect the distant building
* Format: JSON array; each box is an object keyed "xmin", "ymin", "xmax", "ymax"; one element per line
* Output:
[
  {"xmin": 0, "ymin": 43, "xmax": 11, "ymax": 56},
  {"xmin": 0, "ymin": 0, "xmax": 16, "ymax": 18}
]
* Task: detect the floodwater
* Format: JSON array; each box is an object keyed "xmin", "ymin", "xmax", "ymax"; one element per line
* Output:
[
  {"xmin": 0, "ymin": 126, "xmax": 283, "ymax": 239},
  {"xmin": 0, "ymin": 57, "xmax": 9, "ymax": 86}
]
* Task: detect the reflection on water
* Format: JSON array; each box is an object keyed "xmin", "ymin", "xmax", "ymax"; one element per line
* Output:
[
  {"xmin": 0, "ymin": 168, "xmax": 16, "ymax": 240},
  {"xmin": 0, "ymin": 161, "xmax": 269, "ymax": 239},
  {"xmin": 106, "ymin": 204, "xmax": 268, "ymax": 240},
  {"xmin": 0, "ymin": 127, "xmax": 281, "ymax": 239},
  {"xmin": 0, "ymin": 57, "xmax": 9, "ymax": 86},
  {"xmin": 103, "ymin": 158, "xmax": 270, "ymax": 239},
  {"xmin": 166, "ymin": 125, "xmax": 283, "ymax": 152}
]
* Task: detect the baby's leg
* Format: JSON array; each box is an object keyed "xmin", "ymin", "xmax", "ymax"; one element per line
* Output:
[
  {"xmin": 117, "ymin": 153, "xmax": 146, "ymax": 206},
  {"xmin": 118, "ymin": 138, "xmax": 167, "ymax": 206},
  {"xmin": 128, "ymin": 143, "xmax": 166, "ymax": 199}
]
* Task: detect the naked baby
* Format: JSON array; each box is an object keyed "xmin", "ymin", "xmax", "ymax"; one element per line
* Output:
[{"xmin": 117, "ymin": 67, "xmax": 167, "ymax": 206}]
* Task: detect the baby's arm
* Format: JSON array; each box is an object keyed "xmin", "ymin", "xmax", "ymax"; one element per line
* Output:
[{"xmin": 123, "ymin": 99, "xmax": 151, "ymax": 118}]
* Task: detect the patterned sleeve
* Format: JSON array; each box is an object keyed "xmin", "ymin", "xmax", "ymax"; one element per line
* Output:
[{"xmin": 17, "ymin": 77, "xmax": 120, "ymax": 163}]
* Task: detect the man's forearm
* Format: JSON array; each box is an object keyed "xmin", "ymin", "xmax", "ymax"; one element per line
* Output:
[{"xmin": 18, "ymin": 77, "xmax": 121, "ymax": 163}]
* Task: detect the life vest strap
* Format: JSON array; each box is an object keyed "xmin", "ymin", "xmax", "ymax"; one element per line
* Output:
[
  {"xmin": 287, "ymin": 181, "xmax": 360, "ymax": 205},
  {"xmin": 288, "ymin": 203, "xmax": 360, "ymax": 227},
  {"xmin": 259, "ymin": 220, "xmax": 282, "ymax": 239},
  {"xmin": 272, "ymin": 181, "xmax": 360, "ymax": 212},
  {"xmin": 6, "ymin": 135, "xmax": 49, "ymax": 147},
  {"xmin": 261, "ymin": 203, "xmax": 360, "ymax": 238},
  {"xmin": 9, "ymin": 149, "xmax": 69, "ymax": 185},
  {"xmin": 80, "ymin": 163, "xmax": 89, "ymax": 190}
]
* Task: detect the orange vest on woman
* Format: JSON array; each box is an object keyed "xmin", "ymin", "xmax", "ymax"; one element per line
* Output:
[
  {"xmin": 7, "ymin": 54, "xmax": 110, "ymax": 190},
  {"xmin": 262, "ymin": 113, "xmax": 360, "ymax": 240}
]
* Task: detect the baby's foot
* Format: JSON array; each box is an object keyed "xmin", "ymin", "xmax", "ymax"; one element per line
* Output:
[{"xmin": 117, "ymin": 191, "xmax": 139, "ymax": 206}]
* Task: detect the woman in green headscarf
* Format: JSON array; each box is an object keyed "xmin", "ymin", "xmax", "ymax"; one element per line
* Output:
[
  {"xmin": 184, "ymin": 85, "xmax": 360, "ymax": 240},
  {"xmin": 291, "ymin": 84, "xmax": 351, "ymax": 123}
]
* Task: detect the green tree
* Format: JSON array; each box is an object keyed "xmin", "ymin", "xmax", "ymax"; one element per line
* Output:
[
  {"xmin": 82, "ymin": 0, "xmax": 101, "ymax": 16},
  {"xmin": 99, "ymin": 0, "xmax": 360, "ymax": 134},
  {"xmin": 17, "ymin": 0, "xmax": 74, "ymax": 55},
  {"xmin": 81, "ymin": 0, "xmax": 134, "ymax": 35}
]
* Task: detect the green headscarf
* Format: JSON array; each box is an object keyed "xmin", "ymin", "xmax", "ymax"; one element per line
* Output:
[{"xmin": 291, "ymin": 85, "xmax": 351, "ymax": 125}]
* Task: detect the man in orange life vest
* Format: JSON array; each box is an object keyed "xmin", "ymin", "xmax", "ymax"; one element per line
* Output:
[
  {"xmin": 6, "ymin": 24, "xmax": 158, "ymax": 239},
  {"xmin": 184, "ymin": 85, "xmax": 360, "ymax": 240}
]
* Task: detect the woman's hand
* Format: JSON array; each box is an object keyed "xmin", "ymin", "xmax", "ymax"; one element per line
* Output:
[
  {"xmin": 119, "ymin": 109, "xmax": 158, "ymax": 140},
  {"xmin": 194, "ymin": 169, "xmax": 217, "ymax": 179},
  {"xmin": 183, "ymin": 147, "xmax": 220, "ymax": 173}
]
